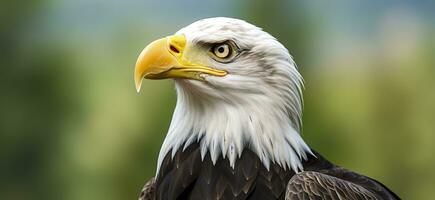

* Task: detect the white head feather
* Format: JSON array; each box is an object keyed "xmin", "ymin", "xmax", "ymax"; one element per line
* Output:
[{"xmin": 156, "ymin": 17, "xmax": 312, "ymax": 175}]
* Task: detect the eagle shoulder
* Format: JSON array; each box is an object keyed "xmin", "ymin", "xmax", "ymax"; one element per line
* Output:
[
  {"xmin": 285, "ymin": 171, "xmax": 377, "ymax": 200},
  {"xmin": 285, "ymin": 166, "xmax": 401, "ymax": 200},
  {"xmin": 138, "ymin": 178, "xmax": 156, "ymax": 200}
]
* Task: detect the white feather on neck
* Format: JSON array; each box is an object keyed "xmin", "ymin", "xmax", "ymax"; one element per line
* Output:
[{"xmin": 156, "ymin": 75, "xmax": 312, "ymax": 175}]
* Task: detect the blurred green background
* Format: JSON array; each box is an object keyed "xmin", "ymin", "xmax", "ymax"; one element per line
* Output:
[{"xmin": 1, "ymin": 0, "xmax": 434, "ymax": 199}]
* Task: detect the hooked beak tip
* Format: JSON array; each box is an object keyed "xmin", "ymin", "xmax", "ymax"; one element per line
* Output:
[{"xmin": 135, "ymin": 76, "xmax": 143, "ymax": 93}]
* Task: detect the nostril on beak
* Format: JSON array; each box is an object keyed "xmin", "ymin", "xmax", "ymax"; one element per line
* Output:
[{"xmin": 169, "ymin": 45, "xmax": 180, "ymax": 54}]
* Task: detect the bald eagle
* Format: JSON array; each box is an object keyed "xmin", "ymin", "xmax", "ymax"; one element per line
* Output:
[{"xmin": 134, "ymin": 17, "xmax": 400, "ymax": 200}]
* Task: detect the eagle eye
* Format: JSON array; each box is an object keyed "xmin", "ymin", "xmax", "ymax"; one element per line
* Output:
[
  {"xmin": 210, "ymin": 41, "xmax": 238, "ymax": 63},
  {"xmin": 213, "ymin": 44, "xmax": 230, "ymax": 58}
]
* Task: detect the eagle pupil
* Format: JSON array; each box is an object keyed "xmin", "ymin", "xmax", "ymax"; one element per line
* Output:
[{"xmin": 218, "ymin": 47, "xmax": 225, "ymax": 53}]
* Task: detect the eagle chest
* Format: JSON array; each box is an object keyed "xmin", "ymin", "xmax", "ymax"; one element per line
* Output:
[{"xmin": 154, "ymin": 143, "xmax": 296, "ymax": 200}]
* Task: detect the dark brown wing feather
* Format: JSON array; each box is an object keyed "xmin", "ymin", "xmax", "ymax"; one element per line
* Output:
[
  {"xmin": 285, "ymin": 171, "xmax": 378, "ymax": 200},
  {"xmin": 138, "ymin": 178, "xmax": 156, "ymax": 200},
  {"xmin": 286, "ymin": 152, "xmax": 400, "ymax": 200},
  {"xmin": 319, "ymin": 166, "xmax": 401, "ymax": 199}
]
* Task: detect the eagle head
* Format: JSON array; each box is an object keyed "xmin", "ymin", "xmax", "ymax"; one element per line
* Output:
[{"xmin": 135, "ymin": 17, "xmax": 311, "ymax": 174}]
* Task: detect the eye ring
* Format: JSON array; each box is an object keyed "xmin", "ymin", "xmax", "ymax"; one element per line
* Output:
[
  {"xmin": 213, "ymin": 43, "xmax": 230, "ymax": 58},
  {"xmin": 210, "ymin": 41, "xmax": 239, "ymax": 63}
]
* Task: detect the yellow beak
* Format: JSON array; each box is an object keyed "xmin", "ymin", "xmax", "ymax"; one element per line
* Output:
[{"xmin": 134, "ymin": 35, "xmax": 227, "ymax": 92}]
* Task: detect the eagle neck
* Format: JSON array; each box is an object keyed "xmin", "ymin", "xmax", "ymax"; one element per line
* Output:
[{"xmin": 156, "ymin": 80, "xmax": 312, "ymax": 175}]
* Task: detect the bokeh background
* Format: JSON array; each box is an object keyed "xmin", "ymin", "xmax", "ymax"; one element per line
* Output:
[{"xmin": 1, "ymin": 0, "xmax": 434, "ymax": 199}]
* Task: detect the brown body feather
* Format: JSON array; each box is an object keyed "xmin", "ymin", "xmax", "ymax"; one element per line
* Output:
[{"xmin": 139, "ymin": 142, "xmax": 399, "ymax": 200}]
